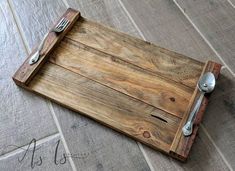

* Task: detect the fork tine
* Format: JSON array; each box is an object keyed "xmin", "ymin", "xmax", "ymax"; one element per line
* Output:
[
  {"xmin": 59, "ymin": 19, "xmax": 69, "ymax": 29},
  {"xmin": 55, "ymin": 19, "xmax": 63, "ymax": 28},
  {"xmin": 58, "ymin": 20, "xmax": 69, "ymax": 30},
  {"xmin": 55, "ymin": 18, "xmax": 67, "ymax": 28},
  {"xmin": 54, "ymin": 18, "xmax": 69, "ymax": 32},
  {"xmin": 59, "ymin": 18, "xmax": 67, "ymax": 26},
  {"xmin": 57, "ymin": 21, "xmax": 65, "ymax": 28},
  {"xmin": 60, "ymin": 20, "xmax": 69, "ymax": 29}
]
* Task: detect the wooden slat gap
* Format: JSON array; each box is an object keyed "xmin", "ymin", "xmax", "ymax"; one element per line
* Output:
[
  {"xmin": 68, "ymin": 17, "xmax": 204, "ymax": 89},
  {"xmin": 48, "ymin": 59, "xmax": 181, "ymax": 121},
  {"xmin": 65, "ymin": 35, "xmax": 197, "ymax": 92}
]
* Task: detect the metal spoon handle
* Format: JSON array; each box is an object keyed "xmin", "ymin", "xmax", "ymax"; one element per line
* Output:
[
  {"xmin": 182, "ymin": 92, "xmax": 205, "ymax": 136},
  {"xmin": 190, "ymin": 92, "xmax": 204, "ymax": 121}
]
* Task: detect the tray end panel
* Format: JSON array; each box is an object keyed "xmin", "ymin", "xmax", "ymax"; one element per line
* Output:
[
  {"xmin": 169, "ymin": 60, "xmax": 222, "ymax": 161},
  {"xmin": 12, "ymin": 8, "xmax": 80, "ymax": 86}
]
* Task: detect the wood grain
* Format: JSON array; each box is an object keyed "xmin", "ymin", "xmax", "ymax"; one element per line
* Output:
[
  {"xmin": 176, "ymin": 0, "xmax": 235, "ymax": 73},
  {"xmin": 13, "ymin": 8, "xmax": 80, "ymax": 86},
  {"xmin": 0, "ymin": 0, "xmax": 57, "ymax": 155},
  {"xmin": 66, "ymin": 17, "xmax": 204, "ymax": 89},
  {"xmin": 8, "ymin": 0, "xmax": 232, "ymax": 169},
  {"xmin": 170, "ymin": 61, "xmax": 221, "ymax": 161},
  {"xmin": 63, "ymin": 0, "xmax": 224, "ymax": 167},
  {"xmin": 50, "ymin": 36, "xmax": 193, "ymax": 118},
  {"xmin": 13, "ymin": 9, "xmax": 222, "ymax": 160},
  {"xmin": 10, "ymin": 0, "xmax": 151, "ymax": 170},
  {"xmin": 120, "ymin": 0, "xmax": 231, "ymax": 169},
  {"xmin": 50, "ymin": 103, "xmax": 151, "ymax": 171},
  {"xmin": 28, "ymin": 62, "xmax": 181, "ymax": 152}
]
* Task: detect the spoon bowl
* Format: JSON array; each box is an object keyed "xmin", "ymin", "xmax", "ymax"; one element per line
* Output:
[{"xmin": 198, "ymin": 72, "xmax": 216, "ymax": 93}]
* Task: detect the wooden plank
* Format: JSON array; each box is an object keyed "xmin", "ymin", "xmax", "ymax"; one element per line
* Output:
[
  {"xmin": 9, "ymin": 0, "xmax": 228, "ymax": 167},
  {"xmin": 50, "ymin": 37, "xmax": 193, "ymax": 118},
  {"xmin": 0, "ymin": 0, "xmax": 57, "ymax": 155},
  {"xmin": 50, "ymin": 103, "xmax": 151, "ymax": 171},
  {"xmin": 12, "ymin": 11, "xmax": 221, "ymax": 159},
  {"xmin": 170, "ymin": 61, "xmax": 221, "ymax": 161},
  {"xmin": 0, "ymin": 134, "xmax": 73, "ymax": 171},
  {"xmin": 66, "ymin": 18, "xmax": 204, "ymax": 89},
  {"xmin": 176, "ymin": 0, "xmax": 235, "ymax": 73},
  {"xmin": 28, "ymin": 62, "xmax": 181, "ymax": 152},
  {"xmin": 13, "ymin": 8, "xmax": 80, "ymax": 86},
  {"xmin": 10, "ymin": 0, "xmax": 151, "ymax": 170},
  {"xmin": 25, "ymin": 55, "xmax": 220, "ymax": 161},
  {"xmin": 120, "ymin": 0, "xmax": 231, "ymax": 169}
]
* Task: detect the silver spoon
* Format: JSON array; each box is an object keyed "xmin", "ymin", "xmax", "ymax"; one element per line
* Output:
[{"xmin": 182, "ymin": 72, "xmax": 216, "ymax": 136}]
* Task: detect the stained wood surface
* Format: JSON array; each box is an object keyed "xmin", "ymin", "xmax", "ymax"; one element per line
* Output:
[
  {"xmin": 13, "ymin": 10, "xmax": 221, "ymax": 160},
  {"xmin": 28, "ymin": 62, "xmax": 180, "ymax": 152},
  {"xmin": 9, "ymin": 0, "xmax": 151, "ymax": 170},
  {"xmin": 13, "ymin": 8, "xmax": 80, "ymax": 86},
  {"xmin": 121, "ymin": 0, "xmax": 234, "ymax": 169},
  {"xmin": 66, "ymin": 18, "xmax": 204, "ymax": 89},
  {"xmin": 50, "ymin": 36, "xmax": 193, "ymax": 118},
  {"xmin": 1, "ymin": 0, "xmax": 234, "ymax": 170},
  {"xmin": 50, "ymin": 103, "xmax": 151, "ymax": 171},
  {"xmin": 170, "ymin": 61, "xmax": 221, "ymax": 160}
]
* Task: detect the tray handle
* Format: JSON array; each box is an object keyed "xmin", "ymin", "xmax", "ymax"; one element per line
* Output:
[
  {"xmin": 169, "ymin": 60, "xmax": 222, "ymax": 161},
  {"xmin": 13, "ymin": 8, "xmax": 80, "ymax": 87}
]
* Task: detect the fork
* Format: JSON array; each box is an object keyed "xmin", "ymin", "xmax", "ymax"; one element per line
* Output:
[{"xmin": 29, "ymin": 17, "xmax": 70, "ymax": 65}]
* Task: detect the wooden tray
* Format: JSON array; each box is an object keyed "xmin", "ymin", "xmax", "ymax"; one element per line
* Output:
[{"xmin": 13, "ymin": 8, "xmax": 221, "ymax": 161}]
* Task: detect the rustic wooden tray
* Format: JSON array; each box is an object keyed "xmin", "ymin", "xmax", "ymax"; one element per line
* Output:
[{"xmin": 13, "ymin": 8, "xmax": 221, "ymax": 161}]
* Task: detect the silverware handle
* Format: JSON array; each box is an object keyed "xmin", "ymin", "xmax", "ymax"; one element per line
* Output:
[
  {"xmin": 38, "ymin": 32, "xmax": 50, "ymax": 52},
  {"xmin": 188, "ymin": 92, "xmax": 204, "ymax": 121},
  {"xmin": 182, "ymin": 92, "xmax": 205, "ymax": 136}
]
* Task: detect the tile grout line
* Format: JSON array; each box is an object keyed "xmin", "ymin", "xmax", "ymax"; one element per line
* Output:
[
  {"xmin": 118, "ymin": 0, "xmax": 154, "ymax": 170},
  {"xmin": 172, "ymin": 0, "xmax": 235, "ymax": 78},
  {"xmin": 137, "ymin": 142, "xmax": 155, "ymax": 171},
  {"xmin": 7, "ymin": 0, "xmax": 77, "ymax": 170},
  {"xmin": 0, "ymin": 133, "xmax": 60, "ymax": 160},
  {"xmin": 200, "ymin": 124, "xmax": 233, "ymax": 171},
  {"xmin": 52, "ymin": 0, "xmax": 77, "ymax": 171},
  {"xmin": 118, "ymin": 0, "xmax": 146, "ymax": 40},
  {"xmin": 173, "ymin": 0, "xmax": 234, "ymax": 169},
  {"xmin": 7, "ymin": 0, "xmax": 31, "ymax": 53},
  {"xmin": 48, "ymin": 100, "xmax": 77, "ymax": 171},
  {"xmin": 50, "ymin": 0, "xmax": 78, "ymax": 170},
  {"xmin": 61, "ymin": 0, "xmax": 70, "ymax": 9},
  {"xmin": 226, "ymin": 0, "xmax": 235, "ymax": 8},
  {"xmin": 119, "ymin": 0, "xmax": 234, "ymax": 170}
]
